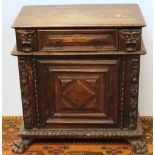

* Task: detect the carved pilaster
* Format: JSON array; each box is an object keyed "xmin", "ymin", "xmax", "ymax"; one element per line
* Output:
[
  {"xmin": 32, "ymin": 58, "xmax": 41, "ymax": 128},
  {"xmin": 119, "ymin": 29, "xmax": 141, "ymax": 52},
  {"xmin": 119, "ymin": 57, "xmax": 126, "ymax": 128},
  {"xmin": 18, "ymin": 57, "xmax": 34, "ymax": 129},
  {"xmin": 128, "ymin": 56, "xmax": 140, "ymax": 130},
  {"xmin": 16, "ymin": 29, "xmax": 37, "ymax": 52}
]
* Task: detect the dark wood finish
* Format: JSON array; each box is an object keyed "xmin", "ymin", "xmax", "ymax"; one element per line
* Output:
[
  {"xmin": 35, "ymin": 59, "xmax": 120, "ymax": 128},
  {"xmin": 11, "ymin": 4, "xmax": 147, "ymax": 154},
  {"xmin": 14, "ymin": 28, "xmax": 143, "ymax": 54},
  {"xmin": 16, "ymin": 30, "xmax": 37, "ymax": 52},
  {"xmin": 18, "ymin": 57, "xmax": 37, "ymax": 129},
  {"xmin": 12, "ymin": 42, "xmax": 146, "ymax": 55},
  {"xmin": 38, "ymin": 29, "xmax": 118, "ymax": 52},
  {"xmin": 119, "ymin": 29, "xmax": 141, "ymax": 52},
  {"xmin": 19, "ymin": 117, "xmax": 143, "ymax": 139}
]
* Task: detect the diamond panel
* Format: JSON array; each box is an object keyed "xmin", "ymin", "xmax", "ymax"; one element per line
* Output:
[{"xmin": 63, "ymin": 80, "xmax": 95, "ymax": 108}]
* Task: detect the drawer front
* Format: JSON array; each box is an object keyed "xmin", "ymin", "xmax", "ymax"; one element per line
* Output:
[
  {"xmin": 38, "ymin": 29, "xmax": 118, "ymax": 52},
  {"xmin": 36, "ymin": 59, "xmax": 121, "ymax": 128}
]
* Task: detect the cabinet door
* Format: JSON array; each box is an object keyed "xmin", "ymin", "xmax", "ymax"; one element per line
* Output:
[{"xmin": 36, "ymin": 59, "xmax": 121, "ymax": 128}]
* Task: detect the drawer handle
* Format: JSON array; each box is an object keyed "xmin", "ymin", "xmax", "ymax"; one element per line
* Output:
[
  {"xmin": 94, "ymin": 39, "xmax": 103, "ymax": 48},
  {"xmin": 55, "ymin": 40, "xmax": 62, "ymax": 49}
]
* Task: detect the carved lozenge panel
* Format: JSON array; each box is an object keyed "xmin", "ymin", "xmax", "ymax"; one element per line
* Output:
[{"xmin": 54, "ymin": 73, "xmax": 103, "ymax": 112}]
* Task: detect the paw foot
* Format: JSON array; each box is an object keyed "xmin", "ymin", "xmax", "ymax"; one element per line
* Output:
[
  {"xmin": 12, "ymin": 138, "xmax": 32, "ymax": 153},
  {"xmin": 128, "ymin": 139, "xmax": 148, "ymax": 154}
]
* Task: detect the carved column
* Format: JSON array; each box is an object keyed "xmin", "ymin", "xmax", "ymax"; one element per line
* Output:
[
  {"xmin": 32, "ymin": 58, "xmax": 41, "ymax": 128},
  {"xmin": 119, "ymin": 57, "xmax": 126, "ymax": 129}
]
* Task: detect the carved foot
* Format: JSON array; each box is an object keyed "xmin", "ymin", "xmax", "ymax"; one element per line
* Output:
[
  {"xmin": 12, "ymin": 138, "xmax": 33, "ymax": 153},
  {"xmin": 128, "ymin": 139, "xmax": 148, "ymax": 154}
]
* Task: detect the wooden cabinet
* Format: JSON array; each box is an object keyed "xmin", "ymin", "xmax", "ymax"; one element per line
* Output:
[{"xmin": 12, "ymin": 4, "xmax": 147, "ymax": 154}]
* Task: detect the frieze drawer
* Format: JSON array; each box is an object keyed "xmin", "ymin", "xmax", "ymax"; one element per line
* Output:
[
  {"xmin": 15, "ymin": 28, "xmax": 142, "ymax": 53},
  {"xmin": 38, "ymin": 29, "xmax": 118, "ymax": 52}
]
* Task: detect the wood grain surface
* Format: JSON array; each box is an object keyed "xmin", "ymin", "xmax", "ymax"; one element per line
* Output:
[{"xmin": 12, "ymin": 4, "xmax": 145, "ymax": 28}]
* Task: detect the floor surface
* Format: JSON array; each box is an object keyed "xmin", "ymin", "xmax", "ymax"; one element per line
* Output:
[{"xmin": 2, "ymin": 116, "xmax": 153, "ymax": 155}]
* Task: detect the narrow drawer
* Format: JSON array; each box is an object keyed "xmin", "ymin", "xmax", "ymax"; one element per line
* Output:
[{"xmin": 38, "ymin": 29, "xmax": 118, "ymax": 52}]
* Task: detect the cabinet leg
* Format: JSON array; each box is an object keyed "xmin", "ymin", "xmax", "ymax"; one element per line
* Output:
[
  {"xmin": 12, "ymin": 138, "xmax": 33, "ymax": 153},
  {"xmin": 127, "ymin": 139, "xmax": 147, "ymax": 154}
]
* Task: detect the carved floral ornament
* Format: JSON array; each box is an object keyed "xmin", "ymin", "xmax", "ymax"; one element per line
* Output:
[
  {"xmin": 18, "ymin": 57, "xmax": 32, "ymax": 129},
  {"xmin": 128, "ymin": 57, "xmax": 139, "ymax": 130}
]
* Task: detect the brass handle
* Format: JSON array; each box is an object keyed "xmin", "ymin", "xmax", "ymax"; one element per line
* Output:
[{"xmin": 94, "ymin": 39, "xmax": 103, "ymax": 48}]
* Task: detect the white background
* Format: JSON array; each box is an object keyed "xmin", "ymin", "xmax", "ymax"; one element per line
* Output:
[{"xmin": 2, "ymin": 0, "xmax": 153, "ymax": 116}]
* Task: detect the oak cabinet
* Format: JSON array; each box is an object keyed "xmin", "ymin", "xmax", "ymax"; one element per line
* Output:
[{"xmin": 12, "ymin": 4, "xmax": 147, "ymax": 154}]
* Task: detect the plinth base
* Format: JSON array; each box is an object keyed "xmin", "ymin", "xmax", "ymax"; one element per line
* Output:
[{"xmin": 12, "ymin": 118, "xmax": 147, "ymax": 154}]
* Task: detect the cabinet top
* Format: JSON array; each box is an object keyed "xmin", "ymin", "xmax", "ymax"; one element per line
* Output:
[{"xmin": 12, "ymin": 4, "xmax": 145, "ymax": 28}]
